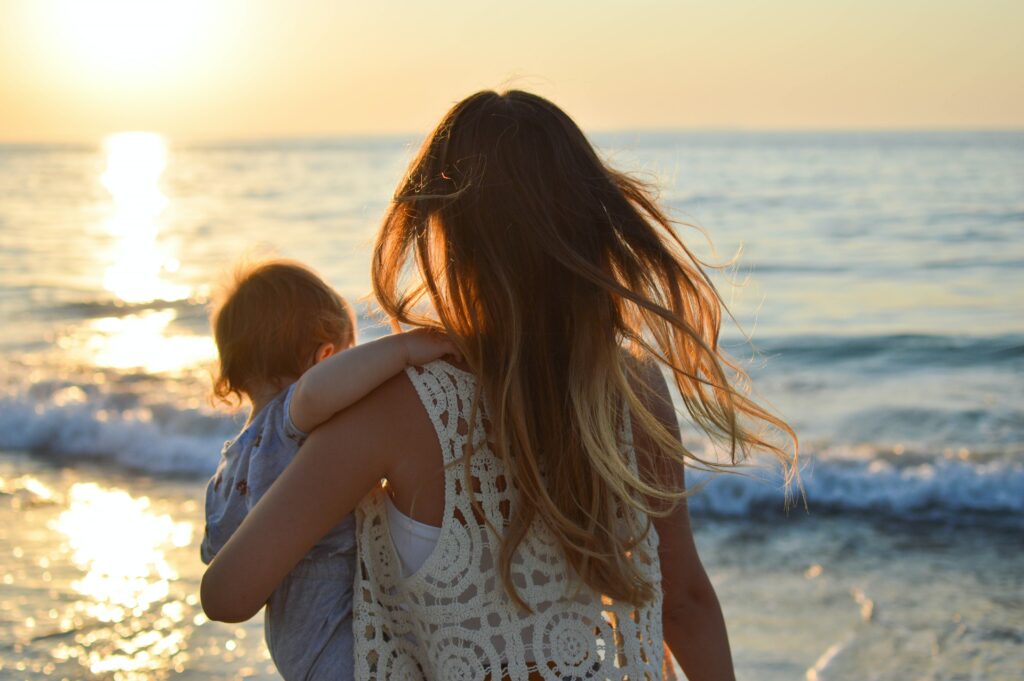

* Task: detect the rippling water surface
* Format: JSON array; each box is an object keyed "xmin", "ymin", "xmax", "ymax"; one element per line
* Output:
[{"xmin": 1, "ymin": 131, "xmax": 1021, "ymax": 679}]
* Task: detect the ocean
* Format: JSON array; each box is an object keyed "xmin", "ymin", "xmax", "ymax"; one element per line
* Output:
[{"xmin": 1, "ymin": 131, "xmax": 1021, "ymax": 679}]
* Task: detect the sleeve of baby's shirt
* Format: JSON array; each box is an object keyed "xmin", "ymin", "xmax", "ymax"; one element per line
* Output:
[
  {"xmin": 281, "ymin": 382, "xmax": 309, "ymax": 445},
  {"xmin": 245, "ymin": 386, "xmax": 307, "ymax": 512},
  {"xmin": 199, "ymin": 525, "xmax": 216, "ymax": 565},
  {"xmin": 200, "ymin": 444, "xmax": 235, "ymax": 564}
]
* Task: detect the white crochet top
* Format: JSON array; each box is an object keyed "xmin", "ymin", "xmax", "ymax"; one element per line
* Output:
[{"xmin": 354, "ymin": 360, "xmax": 664, "ymax": 680}]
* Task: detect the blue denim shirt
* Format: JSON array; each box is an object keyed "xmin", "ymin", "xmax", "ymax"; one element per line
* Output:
[{"xmin": 202, "ymin": 384, "xmax": 355, "ymax": 680}]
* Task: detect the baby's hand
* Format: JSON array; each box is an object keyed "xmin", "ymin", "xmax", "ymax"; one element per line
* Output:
[{"xmin": 398, "ymin": 328, "xmax": 461, "ymax": 366}]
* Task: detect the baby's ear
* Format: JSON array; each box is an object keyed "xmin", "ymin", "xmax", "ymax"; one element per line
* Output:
[{"xmin": 314, "ymin": 342, "xmax": 336, "ymax": 364}]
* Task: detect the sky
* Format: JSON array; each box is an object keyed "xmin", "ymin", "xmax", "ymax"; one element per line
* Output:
[{"xmin": 1, "ymin": 0, "xmax": 1022, "ymax": 142}]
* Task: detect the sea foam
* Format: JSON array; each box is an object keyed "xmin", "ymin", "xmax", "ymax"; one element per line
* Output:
[
  {"xmin": 1, "ymin": 390, "xmax": 1020, "ymax": 526},
  {"xmin": 686, "ymin": 453, "xmax": 1024, "ymax": 525},
  {"xmin": 0, "ymin": 392, "xmax": 234, "ymax": 477}
]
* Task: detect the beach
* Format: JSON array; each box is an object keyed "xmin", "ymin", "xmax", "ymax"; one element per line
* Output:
[
  {"xmin": 1, "ymin": 131, "xmax": 1022, "ymax": 679},
  {"xmin": 3, "ymin": 449, "xmax": 1021, "ymax": 679},
  {"xmin": 0, "ymin": 451, "xmax": 276, "ymax": 679}
]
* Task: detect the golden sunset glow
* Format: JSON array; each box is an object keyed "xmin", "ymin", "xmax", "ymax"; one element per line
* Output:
[
  {"xmin": 101, "ymin": 132, "xmax": 190, "ymax": 304},
  {"xmin": 54, "ymin": 483, "xmax": 192, "ymax": 619},
  {"xmin": 51, "ymin": 482, "xmax": 193, "ymax": 676},
  {"xmin": 12, "ymin": 0, "xmax": 217, "ymax": 96},
  {"xmin": 63, "ymin": 310, "xmax": 216, "ymax": 374},
  {"xmin": 0, "ymin": 1, "xmax": 1019, "ymax": 678},
  {"xmin": 40, "ymin": 132, "xmax": 220, "ymax": 376},
  {"xmin": 45, "ymin": 0, "xmax": 209, "ymax": 73},
  {"xmin": 1, "ymin": 1, "xmax": 1021, "ymax": 142}
]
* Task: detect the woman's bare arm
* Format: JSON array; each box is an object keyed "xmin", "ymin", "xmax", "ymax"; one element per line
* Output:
[
  {"xmin": 200, "ymin": 373, "xmax": 418, "ymax": 622},
  {"xmin": 656, "ymin": 490, "xmax": 735, "ymax": 681},
  {"xmin": 630, "ymin": 360, "xmax": 736, "ymax": 681}
]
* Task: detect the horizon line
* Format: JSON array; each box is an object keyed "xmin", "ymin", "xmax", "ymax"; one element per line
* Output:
[{"xmin": 2, "ymin": 126, "xmax": 1023, "ymax": 148}]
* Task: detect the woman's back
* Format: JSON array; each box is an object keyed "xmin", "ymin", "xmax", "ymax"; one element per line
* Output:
[
  {"xmin": 355, "ymin": 360, "xmax": 664, "ymax": 680},
  {"xmin": 201, "ymin": 90, "xmax": 794, "ymax": 681}
]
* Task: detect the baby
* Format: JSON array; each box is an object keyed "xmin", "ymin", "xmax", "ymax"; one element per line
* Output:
[{"xmin": 200, "ymin": 259, "xmax": 456, "ymax": 681}]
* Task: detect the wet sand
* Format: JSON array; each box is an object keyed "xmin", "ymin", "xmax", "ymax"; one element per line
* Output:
[
  {"xmin": 1, "ymin": 451, "xmax": 276, "ymax": 680},
  {"xmin": 3, "ymin": 448, "xmax": 1022, "ymax": 680}
]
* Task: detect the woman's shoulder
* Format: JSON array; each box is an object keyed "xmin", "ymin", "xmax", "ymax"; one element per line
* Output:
[
  {"xmin": 352, "ymin": 368, "xmax": 429, "ymax": 421},
  {"xmin": 406, "ymin": 358, "xmax": 476, "ymax": 380},
  {"xmin": 403, "ymin": 359, "xmax": 479, "ymax": 413}
]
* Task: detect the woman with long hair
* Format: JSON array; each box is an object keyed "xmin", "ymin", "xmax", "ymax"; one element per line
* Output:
[{"xmin": 201, "ymin": 90, "xmax": 797, "ymax": 680}]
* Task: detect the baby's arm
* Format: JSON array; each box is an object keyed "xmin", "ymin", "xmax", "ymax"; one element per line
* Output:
[{"xmin": 288, "ymin": 328, "xmax": 458, "ymax": 434}]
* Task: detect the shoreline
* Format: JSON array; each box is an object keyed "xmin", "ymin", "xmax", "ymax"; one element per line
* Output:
[
  {"xmin": 1, "ymin": 450, "xmax": 276, "ymax": 680},
  {"xmin": 3, "ymin": 448, "xmax": 1022, "ymax": 679}
]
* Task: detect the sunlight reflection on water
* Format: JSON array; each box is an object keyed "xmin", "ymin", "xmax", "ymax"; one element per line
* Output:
[
  {"xmin": 54, "ymin": 132, "xmax": 221, "ymax": 376},
  {"xmin": 60, "ymin": 309, "xmax": 216, "ymax": 374},
  {"xmin": 50, "ymin": 482, "xmax": 194, "ymax": 677},
  {"xmin": 101, "ymin": 132, "xmax": 189, "ymax": 304},
  {"xmin": 0, "ymin": 460, "xmax": 277, "ymax": 680}
]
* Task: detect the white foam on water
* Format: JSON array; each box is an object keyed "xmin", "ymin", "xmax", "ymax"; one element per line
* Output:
[
  {"xmin": 2, "ymin": 388, "xmax": 1021, "ymax": 526},
  {"xmin": 0, "ymin": 394, "xmax": 234, "ymax": 477},
  {"xmin": 686, "ymin": 450, "xmax": 1024, "ymax": 523}
]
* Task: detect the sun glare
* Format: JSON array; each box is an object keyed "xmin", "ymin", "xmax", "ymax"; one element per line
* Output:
[
  {"xmin": 63, "ymin": 132, "xmax": 220, "ymax": 375},
  {"xmin": 61, "ymin": 310, "xmax": 216, "ymax": 375},
  {"xmin": 103, "ymin": 132, "xmax": 168, "ymax": 229},
  {"xmin": 101, "ymin": 132, "xmax": 190, "ymax": 303},
  {"xmin": 51, "ymin": 482, "xmax": 193, "ymax": 676},
  {"xmin": 41, "ymin": 0, "xmax": 211, "ymax": 76}
]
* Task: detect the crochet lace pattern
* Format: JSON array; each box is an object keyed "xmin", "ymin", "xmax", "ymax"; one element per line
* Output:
[{"xmin": 354, "ymin": 360, "xmax": 664, "ymax": 680}]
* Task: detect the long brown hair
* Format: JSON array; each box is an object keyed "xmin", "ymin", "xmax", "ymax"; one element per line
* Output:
[{"xmin": 373, "ymin": 90, "xmax": 797, "ymax": 607}]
